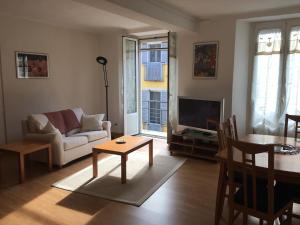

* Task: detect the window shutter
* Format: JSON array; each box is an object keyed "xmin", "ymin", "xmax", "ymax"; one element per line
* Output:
[
  {"xmin": 142, "ymin": 109, "xmax": 149, "ymax": 123},
  {"xmin": 141, "ymin": 51, "xmax": 148, "ymax": 64},
  {"xmin": 160, "ymin": 91, "xmax": 167, "ymax": 125},
  {"xmin": 161, "ymin": 110, "xmax": 167, "ymax": 125},
  {"xmin": 142, "ymin": 90, "xmax": 150, "ymax": 123},
  {"xmin": 146, "ymin": 62, "xmax": 163, "ymax": 81},
  {"xmin": 161, "ymin": 50, "xmax": 167, "ymax": 64}
]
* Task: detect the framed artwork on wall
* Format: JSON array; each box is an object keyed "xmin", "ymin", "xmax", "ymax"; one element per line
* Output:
[
  {"xmin": 193, "ymin": 41, "xmax": 218, "ymax": 79},
  {"xmin": 15, "ymin": 52, "xmax": 49, "ymax": 78}
]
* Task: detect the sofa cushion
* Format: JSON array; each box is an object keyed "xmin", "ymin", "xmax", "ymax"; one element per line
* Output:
[
  {"xmin": 66, "ymin": 128, "xmax": 80, "ymax": 137},
  {"xmin": 63, "ymin": 136, "xmax": 88, "ymax": 151},
  {"xmin": 40, "ymin": 121, "xmax": 57, "ymax": 134},
  {"xmin": 71, "ymin": 108, "xmax": 84, "ymax": 123},
  {"xmin": 81, "ymin": 114, "xmax": 104, "ymax": 132},
  {"xmin": 44, "ymin": 111, "xmax": 67, "ymax": 134},
  {"xmin": 61, "ymin": 109, "xmax": 80, "ymax": 132},
  {"xmin": 28, "ymin": 114, "xmax": 49, "ymax": 132},
  {"xmin": 71, "ymin": 130, "xmax": 108, "ymax": 142}
]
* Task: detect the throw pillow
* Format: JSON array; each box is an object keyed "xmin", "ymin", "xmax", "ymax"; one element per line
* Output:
[
  {"xmin": 81, "ymin": 114, "xmax": 104, "ymax": 132},
  {"xmin": 71, "ymin": 108, "xmax": 84, "ymax": 123},
  {"xmin": 44, "ymin": 111, "xmax": 67, "ymax": 134},
  {"xmin": 28, "ymin": 114, "xmax": 49, "ymax": 132},
  {"xmin": 40, "ymin": 121, "xmax": 58, "ymax": 134},
  {"xmin": 61, "ymin": 109, "xmax": 80, "ymax": 132}
]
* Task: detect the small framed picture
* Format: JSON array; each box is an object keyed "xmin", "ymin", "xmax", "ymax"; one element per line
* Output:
[
  {"xmin": 193, "ymin": 41, "xmax": 219, "ymax": 79},
  {"xmin": 16, "ymin": 52, "xmax": 49, "ymax": 78}
]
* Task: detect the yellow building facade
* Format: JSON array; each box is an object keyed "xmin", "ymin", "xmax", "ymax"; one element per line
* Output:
[{"xmin": 141, "ymin": 64, "xmax": 168, "ymax": 133}]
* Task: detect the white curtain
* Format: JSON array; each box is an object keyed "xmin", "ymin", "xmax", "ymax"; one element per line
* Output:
[
  {"xmin": 251, "ymin": 29, "xmax": 283, "ymax": 134},
  {"xmin": 251, "ymin": 26, "xmax": 300, "ymax": 135},
  {"xmin": 283, "ymin": 26, "xmax": 300, "ymax": 135}
]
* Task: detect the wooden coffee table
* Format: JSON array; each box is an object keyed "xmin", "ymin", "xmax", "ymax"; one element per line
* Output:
[
  {"xmin": 92, "ymin": 136, "xmax": 153, "ymax": 184},
  {"xmin": 0, "ymin": 140, "xmax": 52, "ymax": 183}
]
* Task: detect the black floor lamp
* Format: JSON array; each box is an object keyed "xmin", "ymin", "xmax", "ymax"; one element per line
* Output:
[{"xmin": 96, "ymin": 56, "xmax": 109, "ymax": 121}]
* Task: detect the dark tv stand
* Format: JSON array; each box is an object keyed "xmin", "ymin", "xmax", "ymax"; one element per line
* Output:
[{"xmin": 169, "ymin": 129, "xmax": 218, "ymax": 161}]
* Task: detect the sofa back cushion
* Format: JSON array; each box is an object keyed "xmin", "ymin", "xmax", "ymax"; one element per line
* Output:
[
  {"xmin": 61, "ymin": 109, "xmax": 80, "ymax": 132},
  {"xmin": 71, "ymin": 108, "xmax": 84, "ymax": 123},
  {"xmin": 44, "ymin": 111, "xmax": 67, "ymax": 134},
  {"xmin": 28, "ymin": 114, "xmax": 49, "ymax": 132}
]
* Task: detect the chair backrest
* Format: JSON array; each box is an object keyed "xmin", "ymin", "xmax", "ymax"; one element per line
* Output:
[
  {"xmin": 217, "ymin": 117, "xmax": 238, "ymax": 151},
  {"xmin": 284, "ymin": 114, "xmax": 300, "ymax": 138},
  {"xmin": 227, "ymin": 138, "xmax": 274, "ymax": 215},
  {"xmin": 217, "ymin": 123, "xmax": 227, "ymax": 151},
  {"xmin": 228, "ymin": 115, "xmax": 238, "ymax": 140}
]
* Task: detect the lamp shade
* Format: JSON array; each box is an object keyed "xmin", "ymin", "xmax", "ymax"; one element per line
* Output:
[{"xmin": 96, "ymin": 56, "xmax": 107, "ymax": 65}]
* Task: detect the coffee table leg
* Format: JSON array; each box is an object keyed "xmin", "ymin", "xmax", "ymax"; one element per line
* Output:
[
  {"xmin": 48, "ymin": 145, "xmax": 52, "ymax": 171},
  {"xmin": 121, "ymin": 155, "xmax": 127, "ymax": 184},
  {"xmin": 149, "ymin": 140, "xmax": 153, "ymax": 166},
  {"xmin": 93, "ymin": 149, "xmax": 98, "ymax": 178},
  {"xmin": 19, "ymin": 153, "xmax": 25, "ymax": 183}
]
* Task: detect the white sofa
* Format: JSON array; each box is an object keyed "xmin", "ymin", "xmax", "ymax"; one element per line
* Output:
[{"xmin": 22, "ymin": 108, "xmax": 111, "ymax": 166}]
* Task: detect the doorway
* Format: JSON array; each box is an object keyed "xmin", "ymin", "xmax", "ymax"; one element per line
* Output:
[
  {"xmin": 123, "ymin": 36, "xmax": 169, "ymax": 137},
  {"xmin": 139, "ymin": 38, "xmax": 168, "ymax": 137}
]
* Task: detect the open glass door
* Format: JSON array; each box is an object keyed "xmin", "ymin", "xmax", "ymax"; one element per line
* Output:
[
  {"xmin": 167, "ymin": 32, "xmax": 177, "ymax": 142},
  {"xmin": 123, "ymin": 37, "xmax": 139, "ymax": 135}
]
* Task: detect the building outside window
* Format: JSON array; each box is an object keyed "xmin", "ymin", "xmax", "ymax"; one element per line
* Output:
[{"xmin": 140, "ymin": 39, "xmax": 168, "ymax": 134}]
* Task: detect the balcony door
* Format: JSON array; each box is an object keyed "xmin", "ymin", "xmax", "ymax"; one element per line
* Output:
[{"xmin": 140, "ymin": 37, "xmax": 168, "ymax": 137}]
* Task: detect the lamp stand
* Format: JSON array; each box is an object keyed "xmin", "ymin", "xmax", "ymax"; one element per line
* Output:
[{"xmin": 102, "ymin": 64, "xmax": 109, "ymax": 121}]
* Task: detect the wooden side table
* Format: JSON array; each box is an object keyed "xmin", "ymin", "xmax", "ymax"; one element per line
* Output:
[{"xmin": 0, "ymin": 141, "xmax": 52, "ymax": 183}]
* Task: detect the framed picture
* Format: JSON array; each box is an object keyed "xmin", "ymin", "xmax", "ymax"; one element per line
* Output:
[
  {"xmin": 16, "ymin": 52, "xmax": 49, "ymax": 78},
  {"xmin": 193, "ymin": 41, "xmax": 218, "ymax": 79}
]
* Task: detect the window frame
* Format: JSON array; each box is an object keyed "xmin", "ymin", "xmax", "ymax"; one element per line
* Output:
[{"xmin": 249, "ymin": 19, "xmax": 300, "ymax": 132}]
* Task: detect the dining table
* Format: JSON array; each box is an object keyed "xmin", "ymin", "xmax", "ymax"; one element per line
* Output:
[{"xmin": 214, "ymin": 134, "xmax": 300, "ymax": 225}]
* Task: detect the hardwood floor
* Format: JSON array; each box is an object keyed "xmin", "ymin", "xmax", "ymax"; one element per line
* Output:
[{"xmin": 0, "ymin": 138, "xmax": 299, "ymax": 225}]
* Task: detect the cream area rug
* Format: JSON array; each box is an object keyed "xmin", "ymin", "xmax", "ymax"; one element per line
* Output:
[{"xmin": 52, "ymin": 153, "xmax": 186, "ymax": 206}]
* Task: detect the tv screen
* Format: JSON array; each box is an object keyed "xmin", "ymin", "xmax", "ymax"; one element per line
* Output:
[{"xmin": 178, "ymin": 97, "xmax": 223, "ymax": 131}]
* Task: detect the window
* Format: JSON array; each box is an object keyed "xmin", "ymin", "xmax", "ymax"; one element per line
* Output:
[
  {"xmin": 149, "ymin": 91, "xmax": 161, "ymax": 124},
  {"xmin": 149, "ymin": 44, "xmax": 161, "ymax": 62},
  {"xmin": 140, "ymin": 41, "xmax": 167, "ymax": 81},
  {"xmin": 251, "ymin": 21, "xmax": 300, "ymax": 135}
]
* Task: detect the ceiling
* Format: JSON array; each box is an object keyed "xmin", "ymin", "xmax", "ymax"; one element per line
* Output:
[
  {"xmin": 160, "ymin": 0, "xmax": 300, "ymax": 19},
  {"xmin": 0, "ymin": 0, "xmax": 300, "ymax": 34},
  {"xmin": 0, "ymin": 0, "xmax": 149, "ymax": 33}
]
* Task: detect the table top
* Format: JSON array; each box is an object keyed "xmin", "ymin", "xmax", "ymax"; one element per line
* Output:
[
  {"xmin": 216, "ymin": 134, "xmax": 300, "ymax": 183},
  {"xmin": 0, "ymin": 140, "xmax": 50, "ymax": 155},
  {"xmin": 93, "ymin": 135, "xmax": 152, "ymax": 155}
]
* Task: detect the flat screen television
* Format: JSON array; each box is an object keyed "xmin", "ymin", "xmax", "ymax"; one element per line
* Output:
[{"xmin": 178, "ymin": 97, "xmax": 224, "ymax": 132}]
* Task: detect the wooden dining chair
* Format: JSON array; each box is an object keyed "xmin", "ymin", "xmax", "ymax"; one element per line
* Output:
[
  {"xmin": 215, "ymin": 118, "xmax": 240, "ymax": 225},
  {"xmin": 282, "ymin": 113, "xmax": 300, "ymax": 219},
  {"xmin": 284, "ymin": 114, "xmax": 300, "ymax": 138},
  {"xmin": 227, "ymin": 138, "xmax": 293, "ymax": 225},
  {"xmin": 228, "ymin": 115, "xmax": 239, "ymax": 141}
]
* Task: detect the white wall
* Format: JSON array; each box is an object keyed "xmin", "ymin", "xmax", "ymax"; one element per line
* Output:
[
  {"xmin": 0, "ymin": 50, "xmax": 6, "ymax": 144},
  {"xmin": 231, "ymin": 21, "xmax": 251, "ymax": 136},
  {"xmin": 177, "ymin": 18, "xmax": 236, "ymax": 120},
  {"xmin": 0, "ymin": 15, "xmax": 103, "ymax": 142},
  {"xmin": 98, "ymin": 30, "xmax": 125, "ymax": 133}
]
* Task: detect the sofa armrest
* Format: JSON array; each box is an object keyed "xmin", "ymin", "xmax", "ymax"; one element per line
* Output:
[
  {"xmin": 102, "ymin": 121, "xmax": 111, "ymax": 140},
  {"xmin": 25, "ymin": 132, "xmax": 64, "ymax": 166}
]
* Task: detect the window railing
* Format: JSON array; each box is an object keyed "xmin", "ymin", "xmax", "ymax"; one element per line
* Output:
[{"xmin": 142, "ymin": 99, "xmax": 167, "ymax": 126}]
